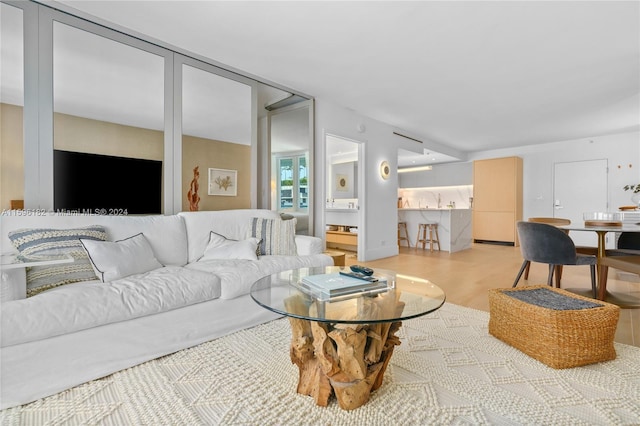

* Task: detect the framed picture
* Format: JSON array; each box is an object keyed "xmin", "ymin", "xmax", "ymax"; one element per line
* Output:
[
  {"xmin": 208, "ymin": 168, "xmax": 237, "ymax": 196},
  {"xmin": 335, "ymin": 173, "xmax": 349, "ymax": 192}
]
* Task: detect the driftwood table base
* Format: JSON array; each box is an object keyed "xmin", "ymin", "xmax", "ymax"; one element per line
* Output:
[{"xmin": 285, "ymin": 293, "xmax": 404, "ymax": 410}]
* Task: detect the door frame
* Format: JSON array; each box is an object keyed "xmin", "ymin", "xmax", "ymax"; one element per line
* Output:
[{"xmin": 323, "ymin": 131, "xmax": 365, "ymax": 260}]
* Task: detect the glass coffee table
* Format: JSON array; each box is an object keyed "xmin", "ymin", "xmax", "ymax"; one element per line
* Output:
[{"xmin": 250, "ymin": 266, "xmax": 445, "ymax": 410}]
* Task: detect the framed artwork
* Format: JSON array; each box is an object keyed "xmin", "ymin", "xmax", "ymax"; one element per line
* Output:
[
  {"xmin": 335, "ymin": 173, "xmax": 349, "ymax": 192},
  {"xmin": 208, "ymin": 168, "xmax": 237, "ymax": 196}
]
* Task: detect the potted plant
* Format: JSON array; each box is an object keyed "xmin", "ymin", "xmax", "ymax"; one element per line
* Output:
[{"xmin": 624, "ymin": 183, "xmax": 640, "ymax": 207}]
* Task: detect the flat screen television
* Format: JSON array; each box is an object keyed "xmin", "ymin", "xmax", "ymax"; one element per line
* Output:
[{"xmin": 54, "ymin": 150, "xmax": 162, "ymax": 215}]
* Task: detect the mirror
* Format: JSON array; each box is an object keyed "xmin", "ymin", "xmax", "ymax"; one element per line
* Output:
[
  {"xmin": 181, "ymin": 63, "xmax": 252, "ymax": 211},
  {"xmin": 52, "ymin": 21, "xmax": 165, "ymax": 214},
  {"xmin": 325, "ymin": 135, "xmax": 358, "ymax": 208},
  {"xmin": 331, "ymin": 161, "xmax": 358, "ymax": 199},
  {"xmin": 0, "ymin": 3, "xmax": 24, "ymax": 210},
  {"xmin": 266, "ymin": 100, "xmax": 313, "ymax": 235}
]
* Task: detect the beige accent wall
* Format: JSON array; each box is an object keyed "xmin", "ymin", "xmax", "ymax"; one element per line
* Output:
[
  {"xmin": 0, "ymin": 104, "xmax": 24, "ymax": 210},
  {"xmin": 53, "ymin": 112, "xmax": 163, "ymax": 160},
  {"xmin": 0, "ymin": 103, "xmax": 252, "ymax": 212},
  {"xmin": 182, "ymin": 135, "xmax": 251, "ymax": 212}
]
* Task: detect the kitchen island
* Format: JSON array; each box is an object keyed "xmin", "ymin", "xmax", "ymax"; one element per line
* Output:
[{"xmin": 398, "ymin": 208, "xmax": 472, "ymax": 252}]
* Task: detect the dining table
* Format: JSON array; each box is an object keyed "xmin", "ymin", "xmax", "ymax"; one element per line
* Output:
[{"xmin": 560, "ymin": 221, "xmax": 640, "ymax": 308}]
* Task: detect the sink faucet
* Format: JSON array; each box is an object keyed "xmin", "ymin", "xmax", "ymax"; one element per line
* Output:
[{"xmin": 437, "ymin": 193, "xmax": 441, "ymax": 209}]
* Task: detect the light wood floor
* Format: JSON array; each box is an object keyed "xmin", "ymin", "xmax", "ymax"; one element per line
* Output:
[{"xmin": 343, "ymin": 243, "xmax": 640, "ymax": 348}]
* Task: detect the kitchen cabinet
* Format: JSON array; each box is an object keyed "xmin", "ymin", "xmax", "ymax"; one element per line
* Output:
[{"xmin": 472, "ymin": 156, "xmax": 523, "ymax": 246}]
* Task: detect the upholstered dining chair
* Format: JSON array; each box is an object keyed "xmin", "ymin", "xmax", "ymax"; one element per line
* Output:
[
  {"xmin": 522, "ymin": 217, "xmax": 597, "ymax": 283},
  {"xmin": 513, "ymin": 221, "xmax": 597, "ymax": 297},
  {"xmin": 522, "ymin": 218, "xmax": 571, "ymax": 281},
  {"xmin": 614, "ymin": 232, "xmax": 640, "ymax": 254}
]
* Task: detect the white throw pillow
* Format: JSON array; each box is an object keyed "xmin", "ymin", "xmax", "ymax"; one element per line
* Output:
[
  {"xmin": 200, "ymin": 232, "xmax": 259, "ymax": 261},
  {"xmin": 80, "ymin": 233, "xmax": 163, "ymax": 282}
]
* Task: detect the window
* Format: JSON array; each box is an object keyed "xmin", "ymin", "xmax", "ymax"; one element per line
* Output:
[{"xmin": 278, "ymin": 154, "xmax": 307, "ymax": 211}]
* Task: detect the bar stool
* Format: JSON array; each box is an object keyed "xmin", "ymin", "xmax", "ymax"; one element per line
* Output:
[
  {"xmin": 416, "ymin": 223, "xmax": 440, "ymax": 252},
  {"xmin": 398, "ymin": 222, "xmax": 411, "ymax": 247}
]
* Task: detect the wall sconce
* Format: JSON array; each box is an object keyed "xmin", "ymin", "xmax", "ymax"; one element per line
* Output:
[{"xmin": 380, "ymin": 161, "xmax": 390, "ymax": 179}]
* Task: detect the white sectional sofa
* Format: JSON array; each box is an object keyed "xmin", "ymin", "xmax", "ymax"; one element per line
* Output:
[{"xmin": 0, "ymin": 209, "xmax": 332, "ymax": 409}]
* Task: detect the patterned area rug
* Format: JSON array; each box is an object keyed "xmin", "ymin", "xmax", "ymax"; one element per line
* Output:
[{"xmin": 2, "ymin": 302, "xmax": 639, "ymax": 425}]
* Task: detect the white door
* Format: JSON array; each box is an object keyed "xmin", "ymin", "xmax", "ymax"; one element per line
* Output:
[{"xmin": 553, "ymin": 159, "xmax": 609, "ymax": 247}]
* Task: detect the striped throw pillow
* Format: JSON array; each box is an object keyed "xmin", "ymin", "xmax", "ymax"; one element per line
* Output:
[
  {"xmin": 8, "ymin": 226, "xmax": 108, "ymax": 296},
  {"xmin": 250, "ymin": 217, "xmax": 297, "ymax": 256}
]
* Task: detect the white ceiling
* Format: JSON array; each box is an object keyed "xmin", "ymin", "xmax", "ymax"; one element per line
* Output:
[{"xmin": 22, "ymin": 2, "xmax": 640, "ymax": 161}]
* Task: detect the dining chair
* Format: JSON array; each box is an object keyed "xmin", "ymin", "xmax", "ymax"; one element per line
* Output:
[
  {"xmin": 595, "ymin": 231, "xmax": 640, "ymax": 299},
  {"xmin": 512, "ymin": 221, "xmax": 597, "ymax": 297},
  {"xmin": 598, "ymin": 232, "xmax": 640, "ymax": 257},
  {"xmin": 522, "ymin": 218, "xmax": 570, "ymax": 282},
  {"xmin": 522, "ymin": 217, "xmax": 597, "ymax": 282}
]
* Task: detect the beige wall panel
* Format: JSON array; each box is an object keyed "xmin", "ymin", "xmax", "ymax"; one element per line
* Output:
[
  {"xmin": 53, "ymin": 112, "xmax": 163, "ymax": 160},
  {"xmin": 0, "ymin": 104, "xmax": 24, "ymax": 210},
  {"xmin": 182, "ymin": 135, "xmax": 251, "ymax": 212}
]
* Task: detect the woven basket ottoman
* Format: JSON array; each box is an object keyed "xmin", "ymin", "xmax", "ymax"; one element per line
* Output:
[{"xmin": 488, "ymin": 285, "xmax": 620, "ymax": 369}]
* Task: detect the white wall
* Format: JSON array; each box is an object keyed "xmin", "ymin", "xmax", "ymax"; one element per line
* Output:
[
  {"xmin": 315, "ymin": 99, "xmax": 400, "ymax": 261},
  {"xmin": 468, "ymin": 131, "xmax": 640, "ymax": 220}
]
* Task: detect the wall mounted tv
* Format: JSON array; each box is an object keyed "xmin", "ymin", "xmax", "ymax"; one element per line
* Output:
[{"xmin": 54, "ymin": 150, "xmax": 162, "ymax": 215}]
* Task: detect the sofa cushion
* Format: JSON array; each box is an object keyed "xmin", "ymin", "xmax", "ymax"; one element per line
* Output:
[
  {"xmin": 178, "ymin": 209, "xmax": 280, "ymax": 263},
  {"xmin": 250, "ymin": 217, "xmax": 297, "ymax": 256},
  {"xmin": 201, "ymin": 232, "xmax": 260, "ymax": 261},
  {"xmin": 187, "ymin": 253, "xmax": 334, "ymax": 299},
  {"xmin": 1, "ymin": 214, "xmax": 188, "ymax": 267},
  {"xmin": 7, "ymin": 226, "xmax": 107, "ymax": 297},
  {"xmin": 81, "ymin": 233, "xmax": 163, "ymax": 282},
  {"xmin": 1, "ymin": 266, "xmax": 221, "ymax": 347}
]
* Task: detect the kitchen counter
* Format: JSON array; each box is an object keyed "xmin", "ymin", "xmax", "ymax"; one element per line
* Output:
[
  {"xmin": 398, "ymin": 208, "xmax": 472, "ymax": 252},
  {"xmin": 399, "ymin": 208, "xmax": 466, "ymax": 211}
]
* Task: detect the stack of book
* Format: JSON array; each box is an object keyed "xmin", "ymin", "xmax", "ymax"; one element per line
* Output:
[{"xmin": 298, "ymin": 272, "xmax": 388, "ymax": 300}]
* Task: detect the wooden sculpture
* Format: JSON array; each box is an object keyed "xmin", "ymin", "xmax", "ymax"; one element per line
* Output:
[{"xmin": 187, "ymin": 166, "xmax": 200, "ymax": 211}]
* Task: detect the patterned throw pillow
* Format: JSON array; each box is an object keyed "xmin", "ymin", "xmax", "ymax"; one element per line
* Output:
[
  {"xmin": 8, "ymin": 226, "xmax": 108, "ymax": 296},
  {"xmin": 250, "ymin": 217, "xmax": 297, "ymax": 256}
]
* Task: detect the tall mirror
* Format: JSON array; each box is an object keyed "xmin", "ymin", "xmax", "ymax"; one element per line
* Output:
[
  {"xmin": 0, "ymin": 3, "xmax": 24, "ymax": 210},
  {"xmin": 265, "ymin": 100, "xmax": 314, "ymax": 235},
  {"xmin": 181, "ymin": 63, "xmax": 252, "ymax": 212},
  {"xmin": 52, "ymin": 21, "xmax": 165, "ymax": 214}
]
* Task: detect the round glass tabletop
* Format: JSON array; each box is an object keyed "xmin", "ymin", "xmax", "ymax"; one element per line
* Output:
[{"xmin": 250, "ymin": 266, "xmax": 446, "ymax": 324}]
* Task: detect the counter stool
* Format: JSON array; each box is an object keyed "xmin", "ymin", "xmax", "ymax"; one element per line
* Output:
[
  {"xmin": 398, "ymin": 222, "xmax": 411, "ymax": 247},
  {"xmin": 416, "ymin": 223, "xmax": 440, "ymax": 252}
]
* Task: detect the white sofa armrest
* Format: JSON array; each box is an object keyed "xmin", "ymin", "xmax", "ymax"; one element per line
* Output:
[
  {"xmin": 1, "ymin": 268, "xmax": 26, "ymax": 302},
  {"xmin": 295, "ymin": 235, "xmax": 323, "ymax": 256}
]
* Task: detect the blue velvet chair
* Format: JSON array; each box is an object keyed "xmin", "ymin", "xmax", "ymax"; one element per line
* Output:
[{"xmin": 512, "ymin": 221, "xmax": 597, "ymax": 297}]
